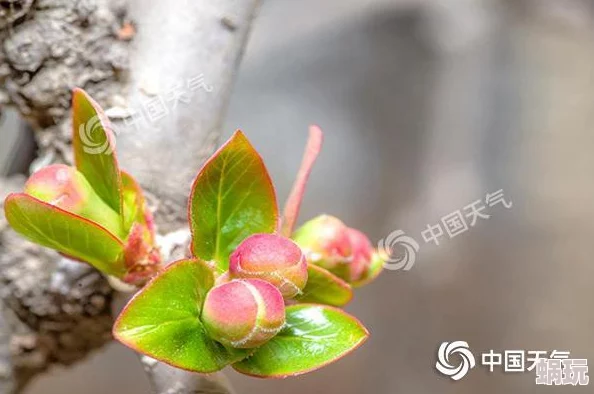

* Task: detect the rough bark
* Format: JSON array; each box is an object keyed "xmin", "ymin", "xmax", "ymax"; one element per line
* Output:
[
  {"xmin": 0, "ymin": 0, "xmax": 260, "ymax": 392},
  {"xmin": 141, "ymin": 356, "xmax": 237, "ymax": 394},
  {"xmin": 0, "ymin": 176, "xmax": 115, "ymax": 393},
  {"xmin": 0, "ymin": 0, "xmax": 131, "ymax": 168},
  {"xmin": 0, "ymin": 302, "xmax": 15, "ymax": 394}
]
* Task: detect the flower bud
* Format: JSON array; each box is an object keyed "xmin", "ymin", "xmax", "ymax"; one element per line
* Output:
[
  {"xmin": 122, "ymin": 223, "xmax": 161, "ymax": 285},
  {"xmin": 291, "ymin": 215, "xmax": 351, "ymax": 270},
  {"xmin": 345, "ymin": 228, "xmax": 373, "ymax": 282},
  {"xmin": 25, "ymin": 164, "xmax": 90, "ymax": 212},
  {"xmin": 24, "ymin": 164, "xmax": 124, "ymax": 238},
  {"xmin": 229, "ymin": 234, "xmax": 307, "ymax": 299},
  {"xmin": 352, "ymin": 249, "xmax": 385, "ymax": 287},
  {"xmin": 201, "ymin": 279, "xmax": 285, "ymax": 349}
]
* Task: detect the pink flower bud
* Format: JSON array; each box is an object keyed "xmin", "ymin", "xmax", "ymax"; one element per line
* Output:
[
  {"xmin": 25, "ymin": 164, "xmax": 90, "ymax": 212},
  {"xmin": 352, "ymin": 249, "xmax": 385, "ymax": 287},
  {"xmin": 122, "ymin": 223, "xmax": 161, "ymax": 285},
  {"xmin": 201, "ymin": 279, "xmax": 285, "ymax": 349},
  {"xmin": 291, "ymin": 215, "xmax": 352, "ymax": 270},
  {"xmin": 345, "ymin": 228, "xmax": 374, "ymax": 282},
  {"xmin": 229, "ymin": 234, "xmax": 307, "ymax": 299},
  {"xmin": 24, "ymin": 164, "xmax": 124, "ymax": 238}
]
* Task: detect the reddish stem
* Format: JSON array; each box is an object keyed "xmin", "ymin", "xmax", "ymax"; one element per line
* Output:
[{"xmin": 280, "ymin": 125, "xmax": 323, "ymax": 236}]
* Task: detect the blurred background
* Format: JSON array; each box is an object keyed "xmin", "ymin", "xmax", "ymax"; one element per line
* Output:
[{"xmin": 1, "ymin": 0, "xmax": 592, "ymax": 393}]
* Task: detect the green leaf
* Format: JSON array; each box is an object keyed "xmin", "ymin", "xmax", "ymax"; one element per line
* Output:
[
  {"xmin": 295, "ymin": 264, "xmax": 353, "ymax": 306},
  {"xmin": 233, "ymin": 304, "xmax": 369, "ymax": 378},
  {"xmin": 189, "ymin": 131, "xmax": 278, "ymax": 271},
  {"xmin": 72, "ymin": 88, "xmax": 123, "ymax": 216},
  {"xmin": 113, "ymin": 259, "xmax": 250, "ymax": 373},
  {"xmin": 121, "ymin": 171, "xmax": 152, "ymax": 237},
  {"xmin": 4, "ymin": 193, "xmax": 125, "ymax": 276}
]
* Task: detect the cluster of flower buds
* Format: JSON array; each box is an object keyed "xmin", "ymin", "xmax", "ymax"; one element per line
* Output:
[
  {"xmin": 22, "ymin": 163, "xmax": 160, "ymax": 284},
  {"xmin": 202, "ymin": 233, "xmax": 308, "ymax": 348},
  {"xmin": 7, "ymin": 94, "xmax": 375, "ymax": 375},
  {"xmin": 292, "ymin": 214, "xmax": 382, "ymax": 285}
]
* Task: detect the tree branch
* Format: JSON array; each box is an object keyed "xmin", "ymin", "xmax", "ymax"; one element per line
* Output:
[
  {"xmin": 115, "ymin": 0, "xmax": 261, "ymax": 231},
  {"xmin": 0, "ymin": 0, "xmax": 131, "ymax": 165},
  {"xmin": 0, "ymin": 0, "xmax": 261, "ymax": 392},
  {"xmin": 113, "ymin": 0, "xmax": 261, "ymax": 390},
  {"xmin": 1, "ymin": 177, "xmax": 114, "ymax": 393},
  {"xmin": 141, "ymin": 356, "xmax": 236, "ymax": 394},
  {"xmin": 0, "ymin": 302, "xmax": 15, "ymax": 394}
]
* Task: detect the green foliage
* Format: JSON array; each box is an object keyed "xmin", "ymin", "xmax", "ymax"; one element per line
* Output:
[
  {"xmin": 114, "ymin": 129, "xmax": 374, "ymax": 376},
  {"xmin": 233, "ymin": 304, "xmax": 368, "ymax": 377},
  {"xmin": 189, "ymin": 131, "xmax": 278, "ymax": 272},
  {"xmin": 3, "ymin": 89, "xmax": 159, "ymax": 283},
  {"xmin": 4, "ymin": 194, "xmax": 126, "ymax": 277},
  {"xmin": 4, "ymin": 89, "xmax": 383, "ymax": 379},
  {"xmin": 72, "ymin": 88, "xmax": 123, "ymax": 216},
  {"xmin": 114, "ymin": 259, "xmax": 250, "ymax": 372},
  {"xmin": 295, "ymin": 263, "xmax": 353, "ymax": 307}
]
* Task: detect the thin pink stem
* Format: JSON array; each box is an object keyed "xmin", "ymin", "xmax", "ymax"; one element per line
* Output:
[{"xmin": 280, "ymin": 125, "xmax": 323, "ymax": 236}]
